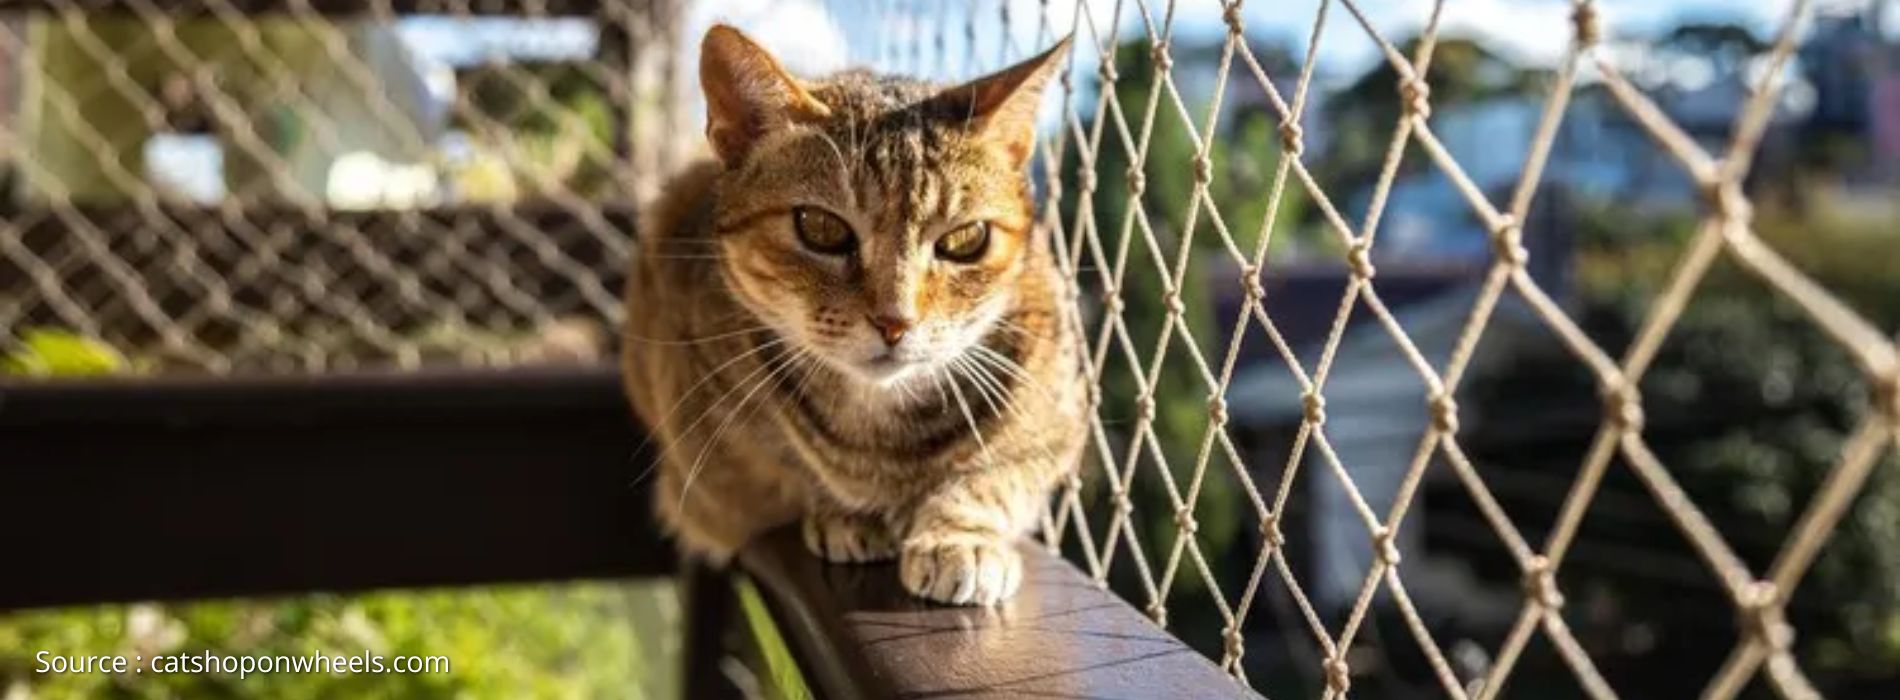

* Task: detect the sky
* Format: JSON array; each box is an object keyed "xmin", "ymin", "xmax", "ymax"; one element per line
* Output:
[
  {"xmin": 392, "ymin": 1, "xmax": 1892, "ymax": 123},
  {"xmin": 401, "ymin": 1, "xmax": 1893, "ymax": 75}
]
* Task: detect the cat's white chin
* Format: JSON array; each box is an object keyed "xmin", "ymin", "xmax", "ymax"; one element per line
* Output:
[{"xmin": 853, "ymin": 355, "xmax": 931, "ymax": 386}]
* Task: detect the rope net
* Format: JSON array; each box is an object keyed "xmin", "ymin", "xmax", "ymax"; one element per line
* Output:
[
  {"xmin": 0, "ymin": 1, "xmax": 685, "ymax": 373},
  {"xmin": 3, "ymin": 1, "xmax": 1897, "ymax": 697},
  {"xmin": 858, "ymin": 0, "xmax": 1897, "ymax": 697}
]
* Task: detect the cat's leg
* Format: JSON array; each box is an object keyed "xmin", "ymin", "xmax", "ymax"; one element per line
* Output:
[
  {"xmin": 801, "ymin": 502, "xmax": 899, "ymax": 563},
  {"xmin": 899, "ymin": 469, "xmax": 1048, "ymax": 606}
]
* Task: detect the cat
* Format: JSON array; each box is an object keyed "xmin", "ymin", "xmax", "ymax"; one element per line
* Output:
[{"xmin": 621, "ymin": 24, "xmax": 1085, "ymax": 606}]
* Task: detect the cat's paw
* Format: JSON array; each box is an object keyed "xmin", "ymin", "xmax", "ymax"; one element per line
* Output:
[
  {"xmin": 899, "ymin": 532, "xmax": 1023, "ymax": 606},
  {"xmin": 801, "ymin": 511, "xmax": 897, "ymax": 563}
]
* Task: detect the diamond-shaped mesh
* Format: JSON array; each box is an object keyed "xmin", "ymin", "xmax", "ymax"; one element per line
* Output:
[
  {"xmin": 4, "ymin": 1, "xmax": 1897, "ymax": 697},
  {"xmin": 850, "ymin": 0, "xmax": 1899, "ymax": 697},
  {"xmin": 0, "ymin": 0, "xmax": 683, "ymax": 373}
]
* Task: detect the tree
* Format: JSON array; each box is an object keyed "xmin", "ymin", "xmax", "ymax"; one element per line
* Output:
[{"xmin": 1321, "ymin": 35, "xmax": 1544, "ymax": 201}]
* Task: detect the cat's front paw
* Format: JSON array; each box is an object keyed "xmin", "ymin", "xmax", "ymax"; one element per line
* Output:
[
  {"xmin": 899, "ymin": 532, "xmax": 1023, "ymax": 606},
  {"xmin": 801, "ymin": 511, "xmax": 897, "ymax": 563}
]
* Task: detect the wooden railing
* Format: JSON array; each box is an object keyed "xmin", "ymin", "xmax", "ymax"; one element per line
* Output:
[{"xmin": 0, "ymin": 363, "xmax": 1249, "ymax": 698}]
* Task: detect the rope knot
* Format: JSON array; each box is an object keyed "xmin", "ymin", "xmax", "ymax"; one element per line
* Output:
[
  {"xmin": 1136, "ymin": 393, "xmax": 1157, "ymax": 423},
  {"xmin": 1278, "ymin": 121, "xmax": 1305, "ymax": 158},
  {"xmin": 1491, "ymin": 214, "xmax": 1528, "ymax": 267},
  {"xmin": 1739, "ymin": 581, "xmax": 1794, "ymax": 651},
  {"xmin": 1572, "ymin": 2, "xmax": 1601, "ymax": 47},
  {"xmin": 1098, "ymin": 60, "xmax": 1119, "ymax": 84},
  {"xmin": 1078, "ymin": 168, "xmax": 1098, "ymax": 194},
  {"xmin": 1521, "ymin": 555, "xmax": 1565, "ymax": 610},
  {"xmin": 1372, "ymin": 526, "xmax": 1402, "ymax": 566},
  {"xmin": 1261, "ymin": 514, "xmax": 1286, "ymax": 548},
  {"xmin": 1703, "ymin": 181, "xmax": 1753, "ymax": 223},
  {"xmin": 1323, "ymin": 656, "xmax": 1351, "ymax": 694},
  {"xmin": 1126, "ymin": 166, "xmax": 1146, "ymax": 196},
  {"xmin": 1429, "ymin": 392, "xmax": 1460, "ymax": 434},
  {"xmin": 1222, "ymin": 627, "xmax": 1245, "ymax": 661},
  {"xmin": 1221, "ymin": 3, "xmax": 1245, "ymax": 33},
  {"xmin": 1192, "ymin": 154, "xmax": 1214, "ymax": 185},
  {"xmin": 1399, "ymin": 77, "xmax": 1433, "ymax": 119},
  {"xmin": 1602, "ymin": 382, "xmax": 1646, "ymax": 431},
  {"xmin": 1174, "ymin": 508, "xmax": 1200, "ymax": 536},
  {"xmin": 1302, "ymin": 391, "xmax": 1328, "ymax": 425},
  {"xmin": 1207, "ymin": 395, "xmax": 1230, "ymax": 426},
  {"xmin": 1150, "ymin": 40, "xmax": 1173, "ymax": 72},
  {"xmin": 1346, "ymin": 241, "xmax": 1376, "ymax": 281},
  {"xmin": 1103, "ymin": 291, "xmax": 1125, "ymax": 315},
  {"xmin": 1146, "ymin": 602, "xmax": 1169, "ymax": 627},
  {"xmin": 1240, "ymin": 265, "xmax": 1266, "ymax": 301},
  {"xmin": 1163, "ymin": 288, "xmax": 1187, "ymax": 316},
  {"xmin": 1114, "ymin": 495, "xmax": 1134, "ymax": 516}
]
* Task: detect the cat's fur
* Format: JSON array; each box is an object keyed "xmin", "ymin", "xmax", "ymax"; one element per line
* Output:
[{"xmin": 621, "ymin": 25, "xmax": 1084, "ymax": 605}]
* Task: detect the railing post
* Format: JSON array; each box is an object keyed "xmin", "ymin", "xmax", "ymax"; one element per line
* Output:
[{"xmin": 680, "ymin": 558, "xmax": 743, "ymax": 700}]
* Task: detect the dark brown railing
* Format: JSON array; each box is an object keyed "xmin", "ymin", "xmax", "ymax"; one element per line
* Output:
[{"xmin": 0, "ymin": 362, "xmax": 1246, "ymax": 698}]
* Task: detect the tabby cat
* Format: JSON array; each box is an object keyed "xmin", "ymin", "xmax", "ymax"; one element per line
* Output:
[{"xmin": 621, "ymin": 25, "xmax": 1084, "ymax": 606}]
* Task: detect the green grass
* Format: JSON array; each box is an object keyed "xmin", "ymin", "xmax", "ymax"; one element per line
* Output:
[{"xmin": 0, "ymin": 580, "xmax": 680, "ymax": 699}]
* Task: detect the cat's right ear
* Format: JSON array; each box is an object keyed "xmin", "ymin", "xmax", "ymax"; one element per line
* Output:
[{"xmin": 700, "ymin": 25, "xmax": 831, "ymax": 165}]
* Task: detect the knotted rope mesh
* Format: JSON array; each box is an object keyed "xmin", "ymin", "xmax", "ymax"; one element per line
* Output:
[
  {"xmin": 866, "ymin": 0, "xmax": 1897, "ymax": 697},
  {"xmin": 0, "ymin": 0, "xmax": 682, "ymax": 373},
  {"xmin": 2, "ymin": 1, "xmax": 1896, "ymax": 697}
]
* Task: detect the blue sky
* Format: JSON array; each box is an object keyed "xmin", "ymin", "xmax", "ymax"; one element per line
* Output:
[
  {"xmin": 377, "ymin": 0, "xmax": 1890, "ymax": 153},
  {"xmin": 397, "ymin": 1, "xmax": 1865, "ymax": 76}
]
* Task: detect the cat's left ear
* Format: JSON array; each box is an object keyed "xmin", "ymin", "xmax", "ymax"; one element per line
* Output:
[
  {"xmin": 939, "ymin": 36, "xmax": 1072, "ymax": 166},
  {"xmin": 700, "ymin": 24, "xmax": 833, "ymax": 165}
]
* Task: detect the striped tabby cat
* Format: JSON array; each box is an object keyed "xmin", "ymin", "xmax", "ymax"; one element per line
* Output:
[{"xmin": 622, "ymin": 25, "xmax": 1083, "ymax": 606}]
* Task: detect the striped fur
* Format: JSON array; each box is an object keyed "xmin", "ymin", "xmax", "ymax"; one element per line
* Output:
[{"xmin": 622, "ymin": 26, "xmax": 1082, "ymax": 605}]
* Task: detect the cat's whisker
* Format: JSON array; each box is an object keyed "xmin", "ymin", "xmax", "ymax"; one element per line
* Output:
[
  {"xmin": 941, "ymin": 363, "xmax": 995, "ymax": 468},
  {"xmin": 629, "ymin": 337, "xmax": 789, "ymax": 485},
  {"xmin": 959, "ymin": 354, "xmax": 1065, "ymax": 470},
  {"xmin": 952, "ymin": 355, "xmax": 1008, "ymax": 420},
  {"xmin": 623, "ymin": 324, "xmax": 772, "ymax": 346},
  {"xmin": 970, "ymin": 344, "xmax": 1059, "ymax": 407},
  {"xmin": 678, "ymin": 347, "xmax": 810, "ymax": 509},
  {"xmin": 640, "ymin": 340, "xmax": 792, "ymax": 478}
]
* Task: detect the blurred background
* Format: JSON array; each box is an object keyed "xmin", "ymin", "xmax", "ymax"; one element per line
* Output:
[{"xmin": 3, "ymin": 0, "xmax": 1899, "ymax": 698}]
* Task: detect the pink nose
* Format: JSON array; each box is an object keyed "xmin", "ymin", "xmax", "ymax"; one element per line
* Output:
[{"xmin": 867, "ymin": 314, "xmax": 911, "ymax": 346}]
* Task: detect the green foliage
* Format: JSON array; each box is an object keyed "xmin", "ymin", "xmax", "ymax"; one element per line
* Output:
[
  {"xmin": 0, "ymin": 581, "xmax": 677, "ymax": 699},
  {"xmin": 2, "ymin": 328, "xmax": 139, "ymax": 377},
  {"xmin": 735, "ymin": 578, "xmax": 812, "ymax": 700},
  {"xmin": 1060, "ymin": 39, "xmax": 1312, "ymax": 610},
  {"xmin": 1492, "ymin": 200, "xmax": 1900, "ymax": 681}
]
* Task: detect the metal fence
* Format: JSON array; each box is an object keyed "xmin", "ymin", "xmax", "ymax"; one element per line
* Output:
[{"xmin": 4, "ymin": 1, "xmax": 1898, "ymax": 698}]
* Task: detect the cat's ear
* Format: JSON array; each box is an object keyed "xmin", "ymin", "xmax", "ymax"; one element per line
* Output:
[
  {"xmin": 938, "ymin": 36, "xmax": 1072, "ymax": 165},
  {"xmin": 700, "ymin": 24, "xmax": 831, "ymax": 164}
]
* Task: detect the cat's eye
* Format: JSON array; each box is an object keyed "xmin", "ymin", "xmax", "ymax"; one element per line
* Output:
[
  {"xmin": 793, "ymin": 207, "xmax": 856, "ymax": 255},
  {"xmin": 935, "ymin": 222, "xmax": 991, "ymax": 263}
]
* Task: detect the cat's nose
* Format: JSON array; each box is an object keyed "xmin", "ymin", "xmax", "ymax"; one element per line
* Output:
[{"xmin": 866, "ymin": 314, "xmax": 911, "ymax": 347}]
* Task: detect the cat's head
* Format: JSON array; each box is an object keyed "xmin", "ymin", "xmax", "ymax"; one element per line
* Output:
[{"xmin": 698, "ymin": 25, "xmax": 1068, "ymax": 388}]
